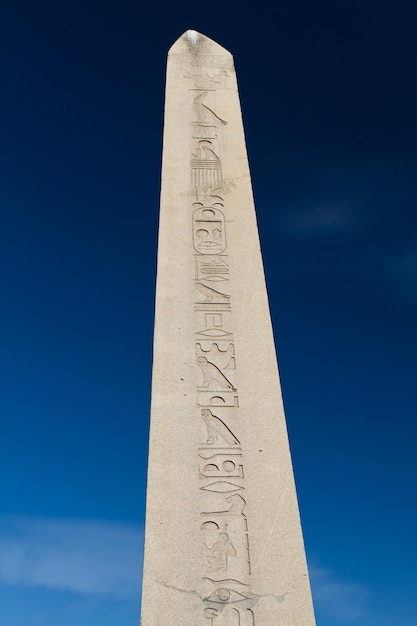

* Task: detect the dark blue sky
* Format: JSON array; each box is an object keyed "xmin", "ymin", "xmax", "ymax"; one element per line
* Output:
[{"xmin": 1, "ymin": 1, "xmax": 417, "ymax": 625}]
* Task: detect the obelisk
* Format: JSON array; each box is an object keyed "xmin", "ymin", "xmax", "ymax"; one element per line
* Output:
[{"xmin": 140, "ymin": 31, "xmax": 316, "ymax": 625}]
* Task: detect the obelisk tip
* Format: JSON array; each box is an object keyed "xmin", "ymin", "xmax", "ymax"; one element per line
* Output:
[
  {"xmin": 185, "ymin": 29, "xmax": 200, "ymax": 45},
  {"xmin": 168, "ymin": 30, "xmax": 232, "ymax": 57}
]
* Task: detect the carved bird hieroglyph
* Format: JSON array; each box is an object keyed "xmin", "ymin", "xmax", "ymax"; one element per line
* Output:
[
  {"xmin": 195, "ymin": 283, "xmax": 230, "ymax": 303},
  {"xmin": 193, "ymin": 92, "xmax": 228, "ymax": 125},
  {"xmin": 201, "ymin": 409, "xmax": 239, "ymax": 446},
  {"xmin": 196, "ymin": 356, "xmax": 236, "ymax": 391}
]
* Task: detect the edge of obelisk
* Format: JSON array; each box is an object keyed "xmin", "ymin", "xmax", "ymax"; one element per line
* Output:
[{"xmin": 168, "ymin": 29, "xmax": 232, "ymax": 57}]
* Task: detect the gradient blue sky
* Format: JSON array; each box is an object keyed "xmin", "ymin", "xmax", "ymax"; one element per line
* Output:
[{"xmin": 1, "ymin": 1, "xmax": 417, "ymax": 625}]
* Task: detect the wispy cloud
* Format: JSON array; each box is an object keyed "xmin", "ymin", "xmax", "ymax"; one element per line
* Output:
[
  {"xmin": 0, "ymin": 516, "xmax": 143, "ymax": 596},
  {"xmin": 282, "ymin": 203, "xmax": 355, "ymax": 235},
  {"xmin": 310, "ymin": 564, "xmax": 369, "ymax": 621}
]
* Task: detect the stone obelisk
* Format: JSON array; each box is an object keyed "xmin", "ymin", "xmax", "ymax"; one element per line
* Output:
[{"xmin": 140, "ymin": 31, "xmax": 316, "ymax": 625}]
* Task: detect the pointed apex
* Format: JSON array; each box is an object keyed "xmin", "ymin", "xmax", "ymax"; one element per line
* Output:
[
  {"xmin": 168, "ymin": 30, "xmax": 232, "ymax": 58},
  {"xmin": 185, "ymin": 29, "xmax": 200, "ymax": 45}
]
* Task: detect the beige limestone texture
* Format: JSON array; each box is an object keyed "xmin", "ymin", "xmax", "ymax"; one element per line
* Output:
[{"xmin": 140, "ymin": 30, "xmax": 316, "ymax": 625}]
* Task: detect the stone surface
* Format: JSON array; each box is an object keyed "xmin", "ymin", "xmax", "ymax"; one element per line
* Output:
[{"xmin": 140, "ymin": 30, "xmax": 316, "ymax": 625}]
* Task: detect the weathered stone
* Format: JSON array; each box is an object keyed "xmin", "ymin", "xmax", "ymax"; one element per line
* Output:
[{"xmin": 140, "ymin": 30, "xmax": 316, "ymax": 625}]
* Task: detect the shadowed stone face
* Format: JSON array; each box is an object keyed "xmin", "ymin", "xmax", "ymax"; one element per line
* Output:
[{"xmin": 140, "ymin": 30, "xmax": 316, "ymax": 625}]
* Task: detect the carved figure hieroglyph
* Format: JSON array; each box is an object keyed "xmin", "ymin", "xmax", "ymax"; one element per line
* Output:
[
  {"xmin": 202, "ymin": 521, "xmax": 236, "ymax": 573},
  {"xmin": 197, "ymin": 356, "xmax": 236, "ymax": 391},
  {"xmin": 193, "ymin": 92, "xmax": 228, "ymax": 125},
  {"xmin": 202, "ymin": 409, "xmax": 240, "ymax": 445}
]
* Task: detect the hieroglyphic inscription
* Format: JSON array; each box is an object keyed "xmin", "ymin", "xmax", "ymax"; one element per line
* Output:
[
  {"xmin": 199, "ymin": 447, "xmax": 243, "ymax": 479},
  {"xmin": 171, "ymin": 52, "xmax": 233, "ymax": 90},
  {"xmin": 202, "ymin": 521, "xmax": 236, "ymax": 573},
  {"xmin": 195, "ymin": 283, "xmax": 231, "ymax": 311},
  {"xmin": 191, "ymin": 93, "xmax": 227, "ymax": 199},
  {"xmin": 201, "ymin": 481, "xmax": 244, "ymax": 493},
  {"xmin": 193, "ymin": 92, "xmax": 228, "ymax": 125},
  {"xmin": 185, "ymin": 74, "xmax": 256, "ymax": 623},
  {"xmin": 195, "ymin": 285, "xmax": 231, "ymax": 304},
  {"xmin": 192, "ymin": 123, "xmax": 218, "ymax": 140},
  {"xmin": 196, "ymin": 255, "xmax": 229, "ymax": 282},
  {"xmin": 197, "ymin": 357, "xmax": 236, "ymax": 391},
  {"xmin": 201, "ymin": 409, "xmax": 240, "ymax": 445},
  {"xmin": 197, "ymin": 390, "xmax": 239, "ymax": 408},
  {"xmin": 196, "ymin": 343, "xmax": 235, "ymax": 370},
  {"xmin": 193, "ymin": 208, "xmax": 226, "ymax": 254},
  {"xmin": 196, "ymin": 312, "xmax": 233, "ymax": 339},
  {"xmin": 201, "ymin": 494, "xmax": 251, "ymax": 577},
  {"xmin": 202, "ymin": 576, "xmax": 257, "ymax": 626}
]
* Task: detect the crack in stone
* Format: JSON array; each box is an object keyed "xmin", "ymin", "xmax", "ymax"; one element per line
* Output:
[
  {"xmin": 155, "ymin": 578, "xmax": 289, "ymax": 608},
  {"xmin": 156, "ymin": 578, "xmax": 202, "ymax": 598}
]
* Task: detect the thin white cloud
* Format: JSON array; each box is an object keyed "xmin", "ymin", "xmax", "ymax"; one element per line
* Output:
[
  {"xmin": 310, "ymin": 564, "xmax": 369, "ymax": 621},
  {"xmin": 284, "ymin": 203, "xmax": 354, "ymax": 234},
  {"xmin": 0, "ymin": 517, "xmax": 372, "ymax": 621},
  {"xmin": 0, "ymin": 516, "xmax": 143, "ymax": 597}
]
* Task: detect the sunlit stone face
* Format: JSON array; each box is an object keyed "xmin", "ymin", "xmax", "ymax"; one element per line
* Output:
[{"xmin": 140, "ymin": 30, "xmax": 316, "ymax": 626}]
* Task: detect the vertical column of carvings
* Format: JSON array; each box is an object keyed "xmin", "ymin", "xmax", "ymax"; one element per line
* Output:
[{"xmin": 184, "ymin": 56, "xmax": 257, "ymax": 626}]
